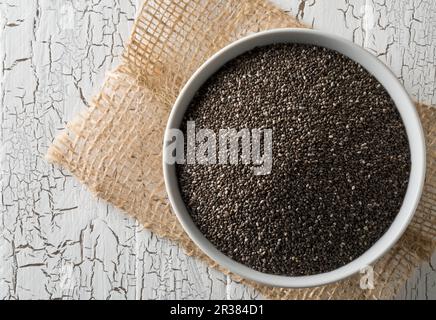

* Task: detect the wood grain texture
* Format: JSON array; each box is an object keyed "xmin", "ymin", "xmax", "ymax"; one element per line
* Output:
[{"xmin": 0, "ymin": 0, "xmax": 435, "ymax": 300}]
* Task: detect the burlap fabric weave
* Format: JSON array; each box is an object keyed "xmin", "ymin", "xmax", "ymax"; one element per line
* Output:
[{"xmin": 46, "ymin": 0, "xmax": 436, "ymax": 299}]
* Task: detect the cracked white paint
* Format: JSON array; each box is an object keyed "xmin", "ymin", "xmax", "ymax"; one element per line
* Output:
[{"xmin": 0, "ymin": 0, "xmax": 435, "ymax": 299}]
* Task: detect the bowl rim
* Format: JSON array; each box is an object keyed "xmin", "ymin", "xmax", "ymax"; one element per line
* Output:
[{"xmin": 162, "ymin": 28, "xmax": 426, "ymax": 288}]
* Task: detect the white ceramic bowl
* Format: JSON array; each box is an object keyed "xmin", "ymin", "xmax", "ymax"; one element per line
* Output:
[{"xmin": 163, "ymin": 29, "xmax": 426, "ymax": 288}]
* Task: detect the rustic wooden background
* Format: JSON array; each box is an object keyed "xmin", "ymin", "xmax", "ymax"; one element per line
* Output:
[{"xmin": 0, "ymin": 0, "xmax": 435, "ymax": 299}]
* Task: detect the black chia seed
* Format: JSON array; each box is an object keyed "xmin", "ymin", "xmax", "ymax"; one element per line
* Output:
[{"xmin": 176, "ymin": 43, "xmax": 411, "ymax": 276}]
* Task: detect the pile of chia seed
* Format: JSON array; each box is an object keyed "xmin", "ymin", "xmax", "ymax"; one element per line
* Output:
[{"xmin": 176, "ymin": 43, "xmax": 411, "ymax": 276}]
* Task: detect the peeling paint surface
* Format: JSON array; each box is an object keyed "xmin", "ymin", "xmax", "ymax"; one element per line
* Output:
[{"xmin": 0, "ymin": 0, "xmax": 435, "ymax": 299}]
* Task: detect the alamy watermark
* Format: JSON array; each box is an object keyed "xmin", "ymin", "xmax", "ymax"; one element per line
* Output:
[
  {"xmin": 360, "ymin": 265, "xmax": 374, "ymax": 290},
  {"xmin": 164, "ymin": 121, "xmax": 273, "ymax": 175}
]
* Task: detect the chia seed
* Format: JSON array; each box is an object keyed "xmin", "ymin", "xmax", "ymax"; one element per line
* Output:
[{"xmin": 176, "ymin": 43, "xmax": 411, "ymax": 276}]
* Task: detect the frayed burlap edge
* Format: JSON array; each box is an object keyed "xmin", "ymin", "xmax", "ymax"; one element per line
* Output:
[{"xmin": 46, "ymin": 0, "xmax": 436, "ymax": 299}]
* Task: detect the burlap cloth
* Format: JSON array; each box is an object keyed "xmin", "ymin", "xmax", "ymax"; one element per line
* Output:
[{"xmin": 46, "ymin": 0, "xmax": 436, "ymax": 299}]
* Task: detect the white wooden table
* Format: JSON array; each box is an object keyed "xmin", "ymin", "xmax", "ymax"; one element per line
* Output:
[{"xmin": 0, "ymin": 0, "xmax": 435, "ymax": 300}]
